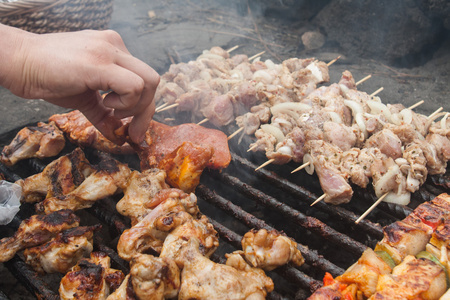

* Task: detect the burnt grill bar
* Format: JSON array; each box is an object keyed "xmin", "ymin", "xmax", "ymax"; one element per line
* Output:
[
  {"xmin": 196, "ymin": 184, "xmax": 346, "ymax": 276},
  {"xmin": 230, "ymin": 153, "xmax": 384, "ymax": 239}
]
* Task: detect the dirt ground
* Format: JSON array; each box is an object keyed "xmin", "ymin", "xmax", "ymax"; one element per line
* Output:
[{"xmin": 0, "ymin": 0, "xmax": 449, "ymax": 299}]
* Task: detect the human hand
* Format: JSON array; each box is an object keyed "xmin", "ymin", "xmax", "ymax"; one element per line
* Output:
[{"xmin": 0, "ymin": 24, "xmax": 160, "ymax": 144}]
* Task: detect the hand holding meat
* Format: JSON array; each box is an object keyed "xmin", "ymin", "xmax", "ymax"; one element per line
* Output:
[{"xmin": 0, "ymin": 24, "xmax": 160, "ymax": 144}]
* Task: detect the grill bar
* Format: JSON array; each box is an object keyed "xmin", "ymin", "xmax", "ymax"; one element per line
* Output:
[
  {"xmin": 196, "ymin": 184, "xmax": 346, "ymax": 276},
  {"xmin": 230, "ymin": 153, "xmax": 384, "ymax": 238}
]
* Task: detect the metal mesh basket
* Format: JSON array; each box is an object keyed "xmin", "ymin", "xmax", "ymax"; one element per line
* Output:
[{"xmin": 0, "ymin": 0, "xmax": 113, "ymax": 33}]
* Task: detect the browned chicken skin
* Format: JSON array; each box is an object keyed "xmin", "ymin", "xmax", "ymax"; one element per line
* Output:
[
  {"xmin": 0, "ymin": 121, "xmax": 65, "ymax": 166},
  {"xmin": 24, "ymin": 224, "xmax": 101, "ymax": 274},
  {"xmin": 60, "ymin": 252, "xmax": 125, "ymax": 300},
  {"xmin": 0, "ymin": 209, "xmax": 80, "ymax": 262}
]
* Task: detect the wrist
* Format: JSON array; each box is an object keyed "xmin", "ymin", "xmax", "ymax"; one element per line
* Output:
[{"xmin": 0, "ymin": 24, "xmax": 34, "ymax": 89}]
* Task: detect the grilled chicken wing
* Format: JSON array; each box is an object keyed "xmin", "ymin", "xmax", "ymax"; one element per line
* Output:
[
  {"xmin": 176, "ymin": 238, "xmax": 274, "ymax": 300},
  {"xmin": 23, "ymin": 224, "xmax": 101, "ymax": 274},
  {"xmin": 0, "ymin": 121, "xmax": 65, "ymax": 166},
  {"xmin": 36, "ymin": 154, "xmax": 131, "ymax": 214},
  {"xmin": 107, "ymin": 254, "xmax": 181, "ymax": 300},
  {"xmin": 240, "ymin": 228, "xmax": 304, "ymax": 271},
  {"xmin": 59, "ymin": 252, "xmax": 125, "ymax": 300},
  {"xmin": 49, "ymin": 110, "xmax": 134, "ymax": 155},
  {"xmin": 0, "ymin": 209, "xmax": 80, "ymax": 262},
  {"xmin": 117, "ymin": 188, "xmax": 200, "ymax": 261},
  {"xmin": 16, "ymin": 147, "xmax": 95, "ymax": 204},
  {"xmin": 116, "ymin": 169, "xmax": 169, "ymax": 226}
]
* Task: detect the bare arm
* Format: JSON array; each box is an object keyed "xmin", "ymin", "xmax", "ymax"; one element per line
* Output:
[{"xmin": 0, "ymin": 24, "xmax": 160, "ymax": 144}]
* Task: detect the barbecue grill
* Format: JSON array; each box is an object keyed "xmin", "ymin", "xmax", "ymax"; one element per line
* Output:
[
  {"xmin": 0, "ymin": 119, "xmax": 448, "ymax": 299},
  {"xmin": 0, "ymin": 0, "xmax": 449, "ymax": 299}
]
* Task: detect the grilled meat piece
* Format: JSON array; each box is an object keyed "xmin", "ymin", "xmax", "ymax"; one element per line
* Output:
[
  {"xmin": 49, "ymin": 110, "xmax": 134, "ymax": 155},
  {"xmin": 175, "ymin": 238, "xmax": 274, "ymax": 300},
  {"xmin": 116, "ymin": 169, "xmax": 169, "ymax": 226},
  {"xmin": 16, "ymin": 147, "xmax": 95, "ymax": 204},
  {"xmin": 240, "ymin": 228, "xmax": 304, "ymax": 271},
  {"xmin": 36, "ymin": 154, "xmax": 131, "ymax": 214},
  {"xmin": 60, "ymin": 252, "xmax": 125, "ymax": 300},
  {"xmin": 24, "ymin": 224, "xmax": 101, "ymax": 274},
  {"xmin": 0, "ymin": 209, "xmax": 80, "ymax": 262},
  {"xmin": 117, "ymin": 189, "xmax": 200, "ymax": 261},
  {"xmin": 0, "ymin": 121, "xmax": 65, "ymax": 166}
]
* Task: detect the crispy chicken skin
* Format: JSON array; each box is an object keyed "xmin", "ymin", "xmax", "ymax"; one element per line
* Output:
[
  {"xmin": 49, "ymin": 110, "xmax": 134, "ymax": 155},
  {"xmin": 176, "ymin": 238, "xmax": 274, "ymax": 300},
  {"xmin": 0, "ymin": 121, "xmax": 65, "ymax": 166},
  {"xmin": 158, "ymin": 141, "xmax": 214, "ymax": 193},
  {"xmin": 23, "ymin": 224, "xmax": 101, "ymax": 274},
  {"xmin": 0, "ymin": 209, "xmax": 80, "ymax": 262},
  {"xmin": 16, "ymin": 147, "xmax": 94, "ymax": 204},
  {"xmin": 117, "ymin": 189, "xmax": 200, "ymax": 261},
  {"xmin": 116, "ymin": 169, "xmax": 169, "ymax": 226},
  {"xmin": 60, "ymin": 252, "xmax": 125, "ymax": 300},
  {"xmin": 240, "ymin": 228, "xmax": 304, "ymax": 271}
]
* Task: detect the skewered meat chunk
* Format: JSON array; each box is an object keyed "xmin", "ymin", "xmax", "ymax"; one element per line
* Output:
[
  {"xmin": 23, "ymin": 224, "xmax": 101, "ymax": 274},
  {"xmin": 35, "ymin": 153, "xmax": 131, "ymax": 214},
  {"xmin": 60, "ymin": 252, "xmax": 125, "ymax": 300},
  {"xmin": 108, "ymin": 254, "xmax": 181, "ymax": 300},
  {"xmin": 0, "ymin": 209, "xmax": 79, "ymax": 262},
  {"xmin": 240, "ymin": 228, "xmax": 304, "ymax": 271},
  {"xmin": 0, "ymin": 121, "xmax": 65, "ymax": 166},
  {"xmin": 369, "ymin": 255, "xmax": 447, "ymax": 300},
  {"xmin": 429, "ymin": 219, "xmax": 450, "ymax": 253},
  {"xmin": 364, "ymin": 129, "xmax": 403, "ymax": 159},
  {"xmin": 49, "ymin": 110, "xmax": 134, "ymax": 155},
  {"xmin": 16, "ymin": 147, "xmax": 95, "ymax": 204},
  {"xmin": 175, "ymin": 238, "xmax": 274, "ymax": 300},
  {"xmin": 116, "ymin": 169, "xmax": 169, "ymax": 226},
  {"xmin": 117, "ymin": 189, "xmax": 200, "ymax": 261}
]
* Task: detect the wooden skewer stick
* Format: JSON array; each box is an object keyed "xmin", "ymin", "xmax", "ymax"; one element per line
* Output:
[
  {"xmin": 228, "ymin": 127, "xmax": 244, "ymax": 140},
  {"xmin": 197, "ymin": 118, "xmax": 209, "ymax": 125},
  {"xmin": 156, "ymin": 103, "xmax": 179, "ymax": 113},
  {"xmin": 155, "ymin": 102, "xmax": 169, "ymax": 112},
  {"xmin": 327, "ymin": 56, "xmax": 341, "ymax": 66},
  {"xmin": 355, "ymin": 192, "xmax": 389, "ymax": 224},
  {"xmin": 355, "ymin": 74, "xmax": 372, "ymax": 86},
  {"xmin": 247, "ymin": 144, "xmax": 258, "ymax": 152},
  {"xmin": 248, "ymin": 51, "xmax": 265, "ymax": 61},
  {"xmin": 291, "ymin": 162, "xmax": 311, "ymax": 174},
  {"xmin": 255, "ymin": 159, "xmax": 275, "ymax": 171},
  {"xmin": 370, "ymin": 87, "xmax": 384, "ymax": 97},
  {"xmin": 428, "ymin": 107, "xmax": 443, "ymax": 119},
  {"xmin": 408, "ymin": 100, "xmax": 424, "ymax": 110},
  {"xmin": 227, "ymin": 45, "xmax": 239, "ymax": 53},
  {"xmin": 311, "ymin": 193, "xmax": 327, "ymax": 206}
]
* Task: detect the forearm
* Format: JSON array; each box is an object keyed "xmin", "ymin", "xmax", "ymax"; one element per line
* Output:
[{"xmin": 0, "ymin": 24, "xmax": 32, "ymax": 90}]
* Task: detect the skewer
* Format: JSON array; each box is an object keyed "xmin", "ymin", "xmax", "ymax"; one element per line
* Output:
[
  {"xmin": 255, "ymin": 158, "xmax": 275, "ymax": 171},
  {"xmin": 369, "ymin": 87, "xmax": 384, "ymax": 97},
  {"xmin": 355, "ymin": 192, "xmax": 389, "ymax": 224},
  {"xmin": 310, "ymin": 193, "xmax": 327, "ymax": 206},
  {"xmin": 156, "ymin": 103, "xmax": 179, "ymax": 113},
  {"xmin": 408, "ymin": 100, "xmax": 424, "ymax": 110},
  {"xmin": 226, "ymin": 45, "xmax": 239, "ymax": 53},
  {"xmin": 228, "ymin": 127, "xmax": 244, "ymax": 140},
  {"xmin": 355, "ymin": 74, "xmax": 372, "ymax": 86},
  {"xmin": 197, "ymin": 118, "xmax": 209, "ymax": 125},
  {"xmin": 326, "ymin": 56, "xmax": 341, "ymax": 67},
  {"xmin": 428, "ymin": 107, "xmax": 443, "ymax": 119},
  {"xmin": 247, "ymin": 144, "xmax": 258, "ymax": 152},
  {"xmin": 155, "ymin": 102, "xmax": 169, "ymax": 112},
  {"xmin": 291, "ymin": 161, "xmax": 310, "ymax": 174},
  {"xmin": 248, "ymin": 51, "xmax": 265, "ymax": 61}
]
